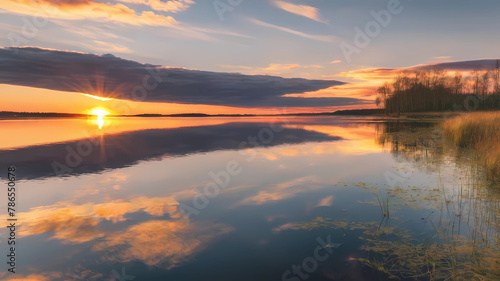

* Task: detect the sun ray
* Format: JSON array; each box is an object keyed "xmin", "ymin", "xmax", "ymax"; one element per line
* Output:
[{"xmin": 82, "ymin": 93, "xmax": 113, "ymax": 101}]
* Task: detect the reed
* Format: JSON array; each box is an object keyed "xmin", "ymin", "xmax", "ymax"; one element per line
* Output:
[{"xmin": 444, "ymin": 112, "xmax": 500, "ymax": 182}]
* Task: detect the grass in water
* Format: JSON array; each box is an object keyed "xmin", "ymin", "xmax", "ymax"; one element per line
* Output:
[
  {"xmin": 444, "ymin": 112, "xmax": 500, "ymax": 183},
  {"xmin": 297, "ymin": 217, "xmax": 500, "ymax": 281}
]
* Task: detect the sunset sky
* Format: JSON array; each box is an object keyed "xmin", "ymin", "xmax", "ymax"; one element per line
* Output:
[{"xmin": 1, "ymin": 0, "xmax": 499, "ymax": 114}]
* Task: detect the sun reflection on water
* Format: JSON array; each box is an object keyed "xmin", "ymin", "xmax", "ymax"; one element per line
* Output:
[{"xmin": 90, "ymin": 108, "xmax": 110, "ymax": 129}]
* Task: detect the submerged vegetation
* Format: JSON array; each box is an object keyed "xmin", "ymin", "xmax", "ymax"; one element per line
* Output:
[
  {"xmin": 444, "ymin": 112, "xmax": 500, "ymax": 183},
  {"xmin": 286, "ymin": 121, "xmax": 500, "ymax": 280},
  {"xmin": 294, "ymin": 213, "xmax": 499, "ymax": 281},
  {"xmin": 359, "ymin": 228, "xmax": 500, "ymax": 281}
]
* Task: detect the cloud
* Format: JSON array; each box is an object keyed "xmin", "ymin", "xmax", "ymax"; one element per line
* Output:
[
  {"xmin": 265, "ymin": 63, "xmax": 302, "ymax": 70},
  {"xmin": 91, "ymin": 40, "xmax": 133, "ymax": 53},
  {"xmin": 272, "ymin": 222, "xmax": 298, "ymax": 234},
  {"xmin": 248, "ymin": 17, "xmax": 337, "ymax": 42},
  {"xmin": 316, "ymin": 195, "xmax": 334, "ymax": 207},
  {"xmin": 233, "ymin": 176, "xmax": 325, "ymax": 206},
  {"xmin": 336, "ymin": 68, "xmax": 398, "ymax": 81},
  {"xmin": 4, "ymin": 194, "xmax": 233, "ymax": 270},
  {"xmin": 0, "ymin": 269, "xmax": 105, "ymax": 281},
  {"xmin": 310, "ymin": 83, "xmax": 380, "ymax": 99},
  {"xmin": 155, "ymin": 24, "xmax": 251, "ymax": 41},
  {"xmin": 433, "ymin": 56, "xmax": 452, "ymax": 60},
  {"xmin": 411, "ymin": 59, "xmax": 499, "ymax": 71},
  {"xmin": 0, "ymin": 0, "xmax": 177, "ymax": 26},
  {"xmin": 14, "ymin": 195, "xmax": 181, "ymax": 242},
  {"xmin": 329, "ymin": 60, "xmax": 342, "ymax": 64},
  {"xmin": 92, "ymin": 220, "xmax": 233, "ymax": 269},
  {"xmin": 325, "ymin": 59, "xmax": 500, "ymax": 99},
  {"xmin": 221, "ymin": 63, "xmax": 325, "ymax": 76},
  {"xmin": 335, "ymin": 60, "xmax": 500, "ymax": 82},
  {"xmin": 273, "ymin": 0, "xmax": 326, "ymax": 23},
  {"xmin": 52, "ymin": 21, "xmax": 132, "ymax": 41},
  {"xmin": 0, "ymin": 272, "xmax": 64, "ymax": 281},
  {"xmin": 304, "ymin": 65, "xmax": 324, "ymax": 69},
  {"xmin": 0, "ymin": 47, "xmax": 368, "ymax": 108},
  {"xmin": 117, "ymin": 0, "xmax": 195, "ymax": 12},
  {"xmin": 50, "ymin": 15, "xmax": 250, "ymax": 43}
]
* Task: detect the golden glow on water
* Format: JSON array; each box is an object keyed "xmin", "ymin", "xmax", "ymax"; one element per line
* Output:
[
  {"xmin": 0, "ymin": 117, "xmax": 269, "ymax": 150},
  {"xmin": 0, "ymin": 116, "xmax": 385, "ymax": 151},
  {"xmin": 1, "ymin": 116, "xmax": 497, "ymax": 280}
]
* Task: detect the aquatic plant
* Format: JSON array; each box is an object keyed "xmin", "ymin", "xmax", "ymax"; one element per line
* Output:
[{"xmin": 444, "ymin": 112, "xmax": 500, "ymax": 183}]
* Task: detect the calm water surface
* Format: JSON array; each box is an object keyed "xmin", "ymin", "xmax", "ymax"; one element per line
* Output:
[{"xmin": 0, "ymin": 116, "xmax": 498, "ymax": 281}]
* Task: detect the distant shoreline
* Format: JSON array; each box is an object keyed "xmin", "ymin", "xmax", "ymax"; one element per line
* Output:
[
  {"xmin": 0, "ymin": 109, "xmax": 471, "ymax": 120},
  {"xmin": 0, "ymin": 109, "xmax": 384, "ymax": 119}
]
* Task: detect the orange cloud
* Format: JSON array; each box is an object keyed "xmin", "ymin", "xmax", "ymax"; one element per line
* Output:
[
  {"xmin": 249, "ymin": 126, "xmax": 383, "ymax": 158},
  {"xmin": 273, "ymin": 1, "xmax": 326, "ymax": 23},
  {"xmin": 0, "ymin": 264, "xmax": 104, "ymax": 280},
  {"xmin": 316, "ymin": 195, "xmax": 334, "ymax": 207},
  {"xmin": 304, "ymin": 65, "xmax": 324, "ymax": 69},
  {"xmin": 278, "ymin": 148, "xmax": 300, "ymax": 156},
  {"xmin": 335, "ymin": 68, "xmax": 398, "ymax": 81},
  {"xmin": 284, "ymin": 83, "xmax": 378, "ymax": 100},
  {"xmin": 12, "ymin": 195, "xmax": 181, "ymax": 242},
  {"xmin": 1, "ymin": 0, "xmax": 177, "ymax": 26},
  {"xmin": 265, "ymin": 63, "xmax": 301, "ymax": 71},
  {"xmin": 286, "ymin": 125, "xmax": 383, "ymax": 155},
  {"xmin": 331, "ymin": 60, "xmax": 490, "ymax": 84},
  {"xmin": 94, "ymin": 196, "xmax": 180, "ymax": 222},
  {"xmin": 92, "ymin": 220, "xmax": 234, "ymax": 269},
  {"xmin": 91, "ymin": 40, "xmax": 133, "ymax": 53},
  {"xmin": 234, "ymin": 176, "xmax": 321, "ymax": 206},
  {"xmin": 272, "ymin": 222, "xmax": 298, "ymax": 234},
  {"xmin": 6, "ymin": 194, "xmax": 233, "ymax": 269},
  {"xmin": 16, "ymin": 203, "xmax": 103, "ymax": 243},
  {"xmin": 0, "ymin": 272, "xmax": 63, "ymax": 281},
  {"xmin": 117, "ymin": 0, "xmax": 194, "ymax": 12},
  {"xmin": 433, "ymin": 56, "xmax": 452, "ymax": 60}
]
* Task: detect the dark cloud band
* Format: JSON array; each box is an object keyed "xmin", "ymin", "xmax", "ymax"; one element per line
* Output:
[{"xmin": 0, "ymin": 47, "xmax": 369, "ymax": 108}]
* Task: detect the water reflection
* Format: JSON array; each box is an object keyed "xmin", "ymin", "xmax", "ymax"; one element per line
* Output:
[
  {"xmin": 370, "ymin": 120, "xmax": 500, "ymax": 280},
  {"xmin": 0, "ymin": 117, "xmax": 498, "ymax": 281},
  {"xmin": 375, "ymin": 121, "xmax": 444, "ymax": 167},
  {"xmin": 0, "ymin": 121, "xmax": 340, "ymax": 180}
]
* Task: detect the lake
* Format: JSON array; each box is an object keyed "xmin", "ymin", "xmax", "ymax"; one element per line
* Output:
[{"xmin": 0, "ymin": 116, "xmax": 498, "ymax": 281}]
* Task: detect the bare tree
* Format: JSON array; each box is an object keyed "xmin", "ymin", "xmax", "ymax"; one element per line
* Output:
[{"xmin": 376, "ymin": 67, "xmax": 499, "ymax": 114}]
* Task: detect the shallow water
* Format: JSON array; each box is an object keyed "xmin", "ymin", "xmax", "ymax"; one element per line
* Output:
[{"xmin": 0, "ymin": 116, "xmax": 498, "ymax": 281}]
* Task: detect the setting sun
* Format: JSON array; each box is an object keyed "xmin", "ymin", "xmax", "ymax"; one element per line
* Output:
[
  {"xmin": 91, "ymin": 108, "xmax": 110, "ymax": 116},
  {"xmin": 89, "ymin": 108, "xmax": 110, "ymax": 129}
]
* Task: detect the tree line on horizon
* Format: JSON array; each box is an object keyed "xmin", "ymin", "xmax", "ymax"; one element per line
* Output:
[{"xmin": 375, "ymin": 60, "xmax": 500, "ymax": 115}]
